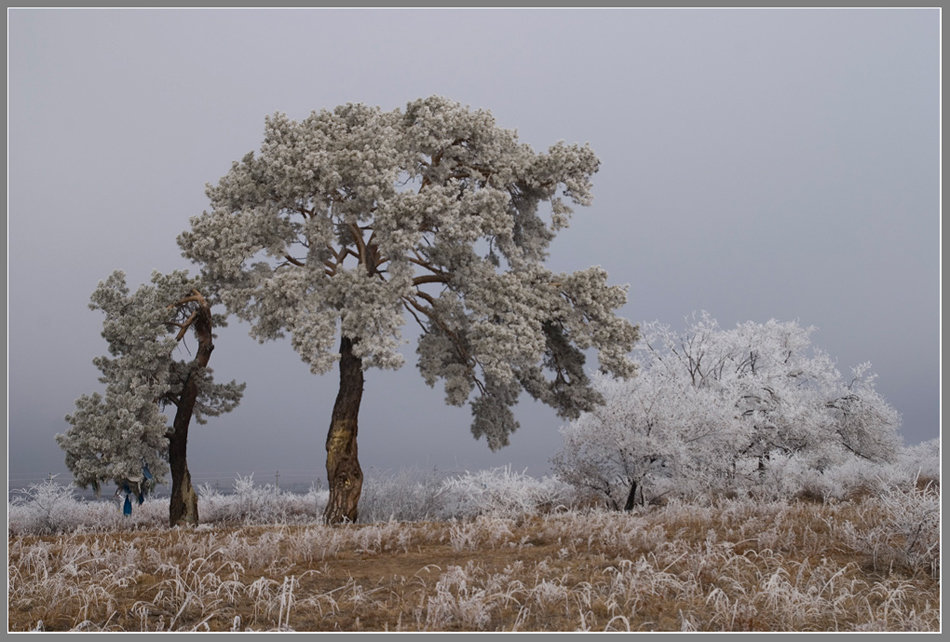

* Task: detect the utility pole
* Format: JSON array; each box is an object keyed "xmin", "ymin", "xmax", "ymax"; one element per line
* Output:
[{"xmin": 275, "ymin": 470, "xmax": 280, "ymax": 491}]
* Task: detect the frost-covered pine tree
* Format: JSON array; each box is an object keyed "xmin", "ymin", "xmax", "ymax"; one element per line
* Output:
[
  {"xmin": 178, "ymin": 96, "xmax": 638, "ymax": 523},
  {"xmin": 553, "ymin": 313, "xmax": 902, "ymax": 506},
  {"xmin": 57, "ymin": 270, "xmax": 245, "ymax": 526}
]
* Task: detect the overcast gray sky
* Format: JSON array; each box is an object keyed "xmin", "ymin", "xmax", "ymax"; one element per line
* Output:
[{"xmin": 8, "ymin": 8, "xmax": 940, "ymax": 491}]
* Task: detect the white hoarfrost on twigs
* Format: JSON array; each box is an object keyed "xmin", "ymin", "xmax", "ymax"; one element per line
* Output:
[
  {"xmin": 433, "ymin": 465, "xmax": 572, "ymax": 520},
  {"xmin": 553, "ymin": 313, "xmax": 909, "ymax": 508},
  {"xmin": 177, "ymin": 95, "xmax": 638, "ymax": 450}
]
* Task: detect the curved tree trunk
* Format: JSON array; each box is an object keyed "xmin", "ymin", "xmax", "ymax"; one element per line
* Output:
[
  {"xmin": 324, "ymin": 336, "xmax": 364, "ymax": 524},
  {"xmin": 167, "ymin": 291, "xmax": 215, "ymax": 527}
]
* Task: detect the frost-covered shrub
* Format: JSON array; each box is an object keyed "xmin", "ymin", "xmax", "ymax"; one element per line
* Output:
[
  {"xmin": 893, "ymin": 438, "xmax": 940, "ymax": 486},
  {"xmin": 8, "ymin": 479, "xmax": 83, "ymax": 535},
  {"xmin": 434, "ymin": 466, "xmax": 574, "ymax": 520},
  {"xmin": 811, "ymin": 457, "xmax": 893, "ymax": 501},
  {"xmin": 8, "ymin": 479, "xmax": 168, "ymax": 535},
  {"xmin": 877, "ymin": 481, "xmax": 940, "ymax": 577},
  {"xmin": 752, "ymin": 453, "xmax": 819, "ymax": 501},
  {"xmin": 554, "ymin": 314, "xmax": 905, "ymax": 507},
  {"xmin": 196, "ymin": 476, "xmax": 328, "ymax": 525},
  {"xmin": 356, "ymin": 468, "xmax": 446, "ymax": 523},
  {"xmin": 840, "ymin": 482, "xmax": 940, "ymax": 578},
  {"xmin": 783, "ymin": 440, "xmax": 941, "ymax": 503}
]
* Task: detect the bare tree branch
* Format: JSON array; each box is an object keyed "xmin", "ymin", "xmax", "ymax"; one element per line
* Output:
[{"xmin": 412, "ymin": 274, "xmax": 450, "ymax": 287}]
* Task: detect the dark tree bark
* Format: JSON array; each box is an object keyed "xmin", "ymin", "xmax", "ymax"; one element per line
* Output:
[
  {"xmin": 623, "ymin": 478, "xmax": 640, "ymax": 511},
  {"xmin": 167, "ymin": 291, "xmax": 214, "ymax": 527},
  {"xmin": 323, "ymin": 335, "xmax": 364, "ymax": 524},
  {"xmin": 167, "ymin": 422, "xmax": 198, "ymax": 527}
]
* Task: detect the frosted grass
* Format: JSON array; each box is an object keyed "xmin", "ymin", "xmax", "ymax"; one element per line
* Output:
[{"xmin": 8, "ymin": 465, "xmax": 939, "ymax": 631}]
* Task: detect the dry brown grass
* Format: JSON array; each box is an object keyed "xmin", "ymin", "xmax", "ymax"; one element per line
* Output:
[{"xmin": 8, "ymin": 494, "xmax": 940, "ymax": 632}]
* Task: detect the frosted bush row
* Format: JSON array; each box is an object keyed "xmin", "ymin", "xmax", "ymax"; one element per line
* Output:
[
  {"xmin": 9, "ymin": 449, "xmax": 936, "ymax": 537},
  {"xmin": 565, "ymin": 439, "xmax": 940, "ymax": 507},
  {"xmin": 749, "ymin": 439, "xmax": 940, "ymax": 503},
  {"xmin": 8, "ymin": 466, "xmax": 572, "ymax": 535},
  {"xmin": 553, "ymin": 316, "xmax": 930, "ymax": 510}
]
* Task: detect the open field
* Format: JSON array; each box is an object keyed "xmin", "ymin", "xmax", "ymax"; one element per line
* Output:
[{"xmin": 7, "ymin": 479, "xmax": 940, "ymax": 632}]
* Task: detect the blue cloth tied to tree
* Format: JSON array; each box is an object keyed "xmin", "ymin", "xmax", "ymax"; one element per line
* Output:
[{"xmin": 118, "ymin": 462, "xmax": 155, "ymax": 515}]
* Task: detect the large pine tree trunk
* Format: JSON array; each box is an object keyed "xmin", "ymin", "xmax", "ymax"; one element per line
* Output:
[
  {"xmin": 167, "ymin": 293, "xmax": 215, "ymax": 527},
  {"xmin": 323, "ymin": 336, "xmax": 364, "ymax": 524}
]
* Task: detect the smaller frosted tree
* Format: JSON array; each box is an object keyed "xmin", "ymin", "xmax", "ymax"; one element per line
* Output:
[
  {"xmin": 57, "ymin": 270, "xmax": 245, "ymax": 526},
  {"xmin": 553, "ymin": 313, "xmax": 902, "ymax": 506}
]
